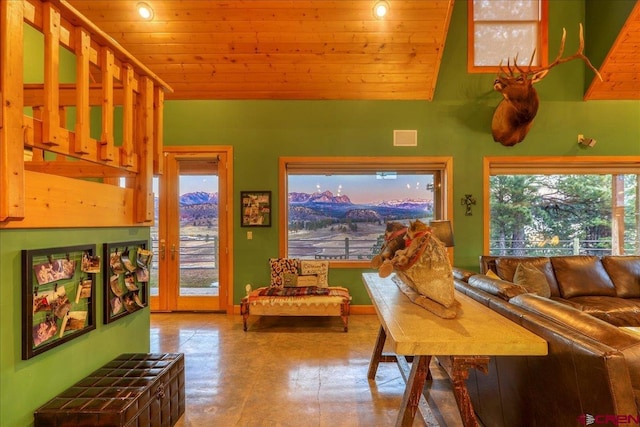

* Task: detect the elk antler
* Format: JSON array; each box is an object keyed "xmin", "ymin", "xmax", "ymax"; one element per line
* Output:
[
  {"xmin": 495, "ymin": 24, "xmax": 603, "ymax": 85},
  {"xmin": 539, "ymin": 23, "xmax": 603, "ymax": 81},
  {"xmin": 501, "ymin": 50, "xmax": 536, "ymax": 74}
]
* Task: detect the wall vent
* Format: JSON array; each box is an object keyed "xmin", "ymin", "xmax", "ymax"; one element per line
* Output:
[{"xmin": 393, "ymin": 130, "xmax": 417, "ymax": 147}]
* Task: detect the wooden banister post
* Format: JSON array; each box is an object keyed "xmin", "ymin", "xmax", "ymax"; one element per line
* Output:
[
  {"xmin": 153, "ymin": 87, "xmax": 164, "ymax": 175},
  {"xmin": 100, "ymin": 47, "xmax": 115, "ymax": 162},
  {"xmin": 135, "ymin": 76, "xmax": 154, "ymax": 223},
  {"xmin": 0, "ymin": 0, "xmax": 26, "ymax": 220},
  {"xmin": 57, "ymin": 106, "xmax": 67, "ymax": 160},
  {"xmin": 120, "ymin": 64, "xmax": 134, "ymax": 167},
  {"xmin": 74, "ymin": 26, "xmax": 90, "ymax": 154},
  {"xmin": 42, "ymin": 2, "xmax": 61, "ymax": 147}
]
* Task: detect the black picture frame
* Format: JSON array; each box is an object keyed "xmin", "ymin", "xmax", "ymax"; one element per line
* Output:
[
  {"xmin": 22, "ymin": 244, "xmax": 97, "ymax": 360},
  {"xmin": 102, "ymin": 240, "xmax": 150, "ymax": 324},
  {"xmin": 240, "ymin": 191, "xmax": 272, "ymax": 227}
]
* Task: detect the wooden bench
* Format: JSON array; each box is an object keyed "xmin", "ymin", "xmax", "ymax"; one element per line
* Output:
[
  {"xmin": 240, "ymin": 257, "xmax": 352, "ymax": 331},
  {"xmin": 34, "ymin": 353, "xmax": 185, "ymax": 427},
  {"xmin": 241, "ymin": 284, "xmax": 351, "ymax": 332}
]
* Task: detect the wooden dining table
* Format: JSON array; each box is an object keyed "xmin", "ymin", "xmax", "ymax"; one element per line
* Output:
[{"xmin": 362, "ymin": 272, "xmax": 548, "ymax": 427}]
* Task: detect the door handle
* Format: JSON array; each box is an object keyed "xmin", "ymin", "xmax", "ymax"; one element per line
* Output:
[
  {"xmin": 170, "ymin": 244, "xmax": 176, "ymax": 260},
  {"xmin": 159, "ymin": 240, "xmax": 166, "ymax": 260}
]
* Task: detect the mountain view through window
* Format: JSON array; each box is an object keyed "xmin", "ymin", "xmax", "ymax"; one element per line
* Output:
[{"xmin": 287, "ymin": 173, "xmax": 436, "ymax": 260}]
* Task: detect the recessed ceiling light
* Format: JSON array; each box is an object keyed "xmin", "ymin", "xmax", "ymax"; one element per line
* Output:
[
  {"xmin": 137, "ymin": 2, "xmax": 154, "ymax": 21},
  {"xmin": 373, "ymin": 1, "xmax": 389, "ymax": 19}
]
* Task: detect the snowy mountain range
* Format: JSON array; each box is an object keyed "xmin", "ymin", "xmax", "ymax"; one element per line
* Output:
[{"xmin": 176, "ymin": 190, "xmax": 431, "ymax": 223}]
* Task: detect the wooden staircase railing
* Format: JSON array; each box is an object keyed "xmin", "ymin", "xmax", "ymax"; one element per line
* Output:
[{"xmin": 1, "ymin": 0, "xmax": 171, "ymax": 228}]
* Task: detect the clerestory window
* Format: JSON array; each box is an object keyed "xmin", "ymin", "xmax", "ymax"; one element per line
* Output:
[{"xmin": 468, "ymin": 0, "xmax": 549, "ymax": 73}]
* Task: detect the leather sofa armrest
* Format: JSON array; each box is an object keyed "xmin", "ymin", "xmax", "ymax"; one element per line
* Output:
[
  {"xmin": 453, "ymin": 267, "xmax": 476, "ymax": 282},
  {"xmin": 468, "ymin": 275, "xmax": 527, "ymax": 301},
  {"xmin": 512, "ymin": 293, "xmax": 640, "ymax": 394},
  {"xmin": 511, "ymin": 293, "xmax": 639, "ymax": 347}
]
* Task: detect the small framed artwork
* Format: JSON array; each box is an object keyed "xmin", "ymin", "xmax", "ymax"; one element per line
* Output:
[
  {"xmin": 103, "ymin": 241, "xmax": 151, "ymax": 324},
  {"xmin": 241, "ymin": 191, "xmax": 272, "ymax": 227},
  {"xmin": 22, "ymin": 244, "xmax": 98, "ymax": 360}
]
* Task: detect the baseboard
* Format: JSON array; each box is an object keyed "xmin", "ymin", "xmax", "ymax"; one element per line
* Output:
[{"xmin": 349, "ymin": 305, "xmax": 376, "ymax": 315}]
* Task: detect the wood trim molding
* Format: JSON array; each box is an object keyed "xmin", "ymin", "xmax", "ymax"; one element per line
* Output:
[
  {"xmin": 482, "ymin": 155, "xmax": 640, "ymax": 255},
  {"xmin": 279, "ymin": 156, "xmax": 454, "ymax": 265}
]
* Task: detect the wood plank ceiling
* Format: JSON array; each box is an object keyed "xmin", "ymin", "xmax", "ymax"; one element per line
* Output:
[
  {"xmin": 585, "ymin": 0, "xmax": 640, "ymax": 100},
  {"xmin": 67, "ymin": 0, "xmax": 454, "ymax": 100},
  {"xmin": 66, "ymin": 0, "xmax": 638, "ymax": 101}
]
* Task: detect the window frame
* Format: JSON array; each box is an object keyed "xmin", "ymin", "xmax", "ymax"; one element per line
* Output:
[
  {"xmin": 279, "ymin": 156, "xmax": 454, "ymax": 268},
  {"xmin": 467, "ymin": 0, "xmax": 549, "ymax": 73},
  {"xmin": 483, "ymin": 156, "xmax": 640, "ymax": 255}
]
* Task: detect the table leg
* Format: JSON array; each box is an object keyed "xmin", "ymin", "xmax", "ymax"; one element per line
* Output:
[
  {"xmin": 442, "ymin": 356, "xmax": 490, "ymax": 427},
  {"xmin": 368, "ymin": 325, "xmax": 386, "ymax": 379},
  {"xmin": 240, "ymin": 300, "xmax": 249, "ymax": 331},
  {"xmin": 396, "ymin": 355, "xmax": 432, "ymax": 427},
  {"xmin": 340, "ymin": 302, "xmax": 350, "ymax": 332}
]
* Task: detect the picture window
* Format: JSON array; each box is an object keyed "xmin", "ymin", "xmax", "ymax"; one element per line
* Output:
[{"xmin": 280, "ymin": 157, "xmax": 452, "ymax": 267}]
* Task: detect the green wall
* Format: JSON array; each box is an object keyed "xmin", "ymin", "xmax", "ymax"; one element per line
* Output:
[
  {"xmin": 162, "ymin": 1, "xmax": 640, "ymax": 305},
  {"xmin": 1, "ymin": 1, "xmax": 639, "ymax": 426},
  {"xmin": 0, "ymin": 228, "xmax": 151, "ymax": 427}
]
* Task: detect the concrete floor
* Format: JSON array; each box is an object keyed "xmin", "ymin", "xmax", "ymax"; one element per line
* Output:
[{"xmin": 150, "ymin": 313, "xmax": 465, "ymax": 427}]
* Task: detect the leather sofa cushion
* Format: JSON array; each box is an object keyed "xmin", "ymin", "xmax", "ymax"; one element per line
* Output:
[
  {"xmin": 468, "ymin": 275, "xmax": 527, "ymax": 301},
  {"xmin": 556, "ymin": 296, "xmax": 640, "ymax": 327},
  {"xmin": 602, "ymin": 256, "xmax": 640, "ymax": 298},
  {"xmin": 550, "ymin": 256, "xmax": 616, "ymax": 298},
  {"xmin": 494, "ymin": 257, "xmax": 560, "ymax": 297}
]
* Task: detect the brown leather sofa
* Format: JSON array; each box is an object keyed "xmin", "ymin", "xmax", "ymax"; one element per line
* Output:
[
  {"xmin": 477, "ymin": 255, "xmax": 640, "ymax": 326},
  {"xmin": 452, "ymin": 255, "xmax": 640, "ymax": 427}
]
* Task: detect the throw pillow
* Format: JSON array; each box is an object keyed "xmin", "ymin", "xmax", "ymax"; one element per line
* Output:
[
  {"xmin": 513, "ymin": 263, "xmax": 551, "ymax": 298},
  {"xmin": 269, "ymin": 258, "xmax": 299, "ymax": 288},
  {"xmin": 299, "ymin": 260, "xmax": 329, "ymax": 287},
  {"xmin": 283, "ymin": 272, "xmax": 298, "ymax": 287},
  {"xmin": 486, "ymin": 269, "xmax": 501, "ymax": 280},
  {"xmin": 602, "ymin": 256, "xmax": 640, "ymax": 298},
  {"xmin": 296, "ymin": 275, "xmax": 319, "ymax": 287}
]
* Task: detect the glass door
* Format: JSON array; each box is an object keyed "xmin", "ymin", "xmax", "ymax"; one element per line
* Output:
[{"xmin": 151, "ymin": 148, "xmax": 231, "ymax": 312}]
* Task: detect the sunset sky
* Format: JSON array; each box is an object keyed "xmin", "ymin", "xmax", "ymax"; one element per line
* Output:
[
  {"xmin": 288, "ymin": 174, "xmax": 434, "ymax": 204},
  {"xmin": 158, "ymin": 173, "xmax": 434, "ymax": 205}
]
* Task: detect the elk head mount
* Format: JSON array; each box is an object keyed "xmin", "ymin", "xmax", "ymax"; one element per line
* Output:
[{"xmin": 491, "ymin": 24, "xmax": 602, "ymax": 147}]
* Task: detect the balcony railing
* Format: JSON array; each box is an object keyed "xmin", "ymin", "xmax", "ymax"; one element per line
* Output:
[
  {"xmin": 490, "ymin": 238, "xmax": 639, "ymax": 257},
  {"xmin": 1, "ymin": 0, "xmax": 172, "ymax": 227},
  {"xmin": 291, "ymin": 236, "xmax": 640, "ymax": 259},
  {"xmin": 289, "ymin": 237, "xmax": 382, "ymax": 260}
]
